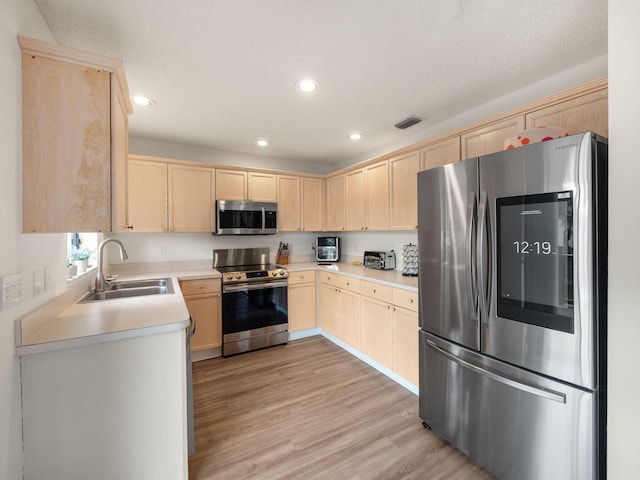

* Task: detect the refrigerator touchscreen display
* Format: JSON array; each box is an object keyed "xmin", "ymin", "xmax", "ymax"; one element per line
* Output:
[{"xmin": 496, "ymin": 191, "xmax": 574, "ymax": 333}]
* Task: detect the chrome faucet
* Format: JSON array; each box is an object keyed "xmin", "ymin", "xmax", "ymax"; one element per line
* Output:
[{"xmin": 95, "ymin": 239, "xmax": 129, "ymax": 292}]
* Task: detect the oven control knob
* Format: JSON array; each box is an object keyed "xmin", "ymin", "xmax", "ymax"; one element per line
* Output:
[
  {"xmin": 279, "ymin": 270, "xmax": 285, "ymax": 276},
  {"xmin": 235, "ymin": 274, "xmax": 242, "ymax": 280},
  {"xmin": 271, "ymin": 271, "xmax": 277, "ymax": 276},
  {"xmin": 226, "ymin": 274, "xmax": 233, "ymax": 280}
]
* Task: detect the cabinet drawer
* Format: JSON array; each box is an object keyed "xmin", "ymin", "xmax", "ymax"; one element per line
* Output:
[
  {"xmin": 180, "ymin": 278, "xmax": 221, "ymax": 296},
  {"xmin": 288, "ymin": 270, "xmax": 315, "ymax": 285},
  {"xmin": 393, "ymin": 288, "xmax": 418, "ymax": 312},
  {"xmin": 360, "ymin": 280, "xmax": 393, "ymax": 303},
  {"xmin": 319, "ymin": 272, "xmax": 360, "ymax": 292}
]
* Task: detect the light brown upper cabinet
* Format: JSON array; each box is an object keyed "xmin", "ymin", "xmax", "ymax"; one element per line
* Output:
[
  {"xmin": 326, "ymin": 175, "xmax": 346, "ymax": 231},
  {"xmin": 389, "ymin": 151, "xmax": 420, "ymax": 230},
  {"xmin": 247, "ymin": 172, "xmax": 277, "ymax": 202},
  {"xmin": 526, "ymin": 89, "xmax": 608, "ymax": 138},
  {"xmin": 420, "ymin": 136, "xmax": 461, "ymax": 171},
  {"xmin": 345, "ymin": 168, "xmax": 366, "ymax": 230},
  {"xmin": 168, "ymin": 164, "xmax": 215, "ymax": 232},
  {"xmin": 461, "ymin": 115, "xmax": 526, "ymax": 160},
  {"xmin": 215, "ymin": 169, "xmax": 247, "ymax": 201},
  {"xmin": 365, "ymin": 160, "xmax": 390, "ymax": 230},
  {"xmin": 300, "ymin": 177, "xmax": 325, "ymax": 232},
  {"xmin": 20, "ymin": 36, "xmax": 132, "ymax": 233},
  {"xmin": 128, "ymin": 156, "xmax": 215, "ymax": 232},
  {"xmin": 277, "ymin": 175, "xmax": 301, "ymax": 231},
  {"xmin": 127, "ymin": 159, "xmax": 168, "ymax": 232}
]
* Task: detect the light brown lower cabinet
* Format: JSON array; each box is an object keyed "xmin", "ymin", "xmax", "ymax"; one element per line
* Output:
[
  {"xmin": 317, "ymin": 273, "xmax": 361, "ymax": 349},
  {"xmin": 288, "ymin": 270, "xmax": 316, "ymax": 332},
  {"xmin": 180, "ymin": 279, "xmax": 222, "ymax": 352},
  {"xmin": 317, "ymin": 272, "xmax": 419, "ymax": 386}
]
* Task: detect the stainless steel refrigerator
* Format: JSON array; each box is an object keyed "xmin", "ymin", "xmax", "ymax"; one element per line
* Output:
[{"xmin": 417, "ymin": 132, "xmax": 607, "ymax": 480}]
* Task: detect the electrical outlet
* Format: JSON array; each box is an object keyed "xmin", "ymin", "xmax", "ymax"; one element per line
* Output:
[
  {"xmin": 2, "ymin": 273, "xmax": 24, "ymax": 309},
  {"xmin": 44, "ymin": 265, "xmax": 52, "ymax": 292},
  {"xmin": 33, "ymin": 269, "xmax": 43, "ymax": 296}
]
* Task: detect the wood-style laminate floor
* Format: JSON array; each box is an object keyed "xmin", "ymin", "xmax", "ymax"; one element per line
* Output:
[{"xmin": 188, "ymin": 335, "xmax": 494, "ymax": 480}]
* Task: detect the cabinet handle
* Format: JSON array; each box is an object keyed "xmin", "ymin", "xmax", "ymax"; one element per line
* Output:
[
  {"xmin": 199, "ymin": 284, "xmax": 204, "ymax": 289},
  {"xmin": 409, "ymin": 298, "xmax": 414, "ymax": 303},
  {"xmin": 372, "ymin": 289, "xmax": 376, "ymax": 293},
  {"xmin": 387, "ymin": 305, "xmax": 391, "ymax": 310},
  {"xmin": 126, "ymin": 225, "xmax": 134, "ymax": 230}
]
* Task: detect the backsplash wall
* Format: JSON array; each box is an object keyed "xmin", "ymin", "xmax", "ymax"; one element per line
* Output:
[{"xmin": 106, "ymin": 230, "xmax": 418, "ymax": 269}]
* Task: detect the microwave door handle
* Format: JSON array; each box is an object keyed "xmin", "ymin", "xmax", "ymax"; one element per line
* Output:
[{"xmin": 261, "ymin": 207, "xmax": 265, "ymax": 233}]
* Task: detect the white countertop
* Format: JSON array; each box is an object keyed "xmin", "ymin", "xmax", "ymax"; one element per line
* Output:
[
  {"xmin": 16, "ymin": 266, "xmax": 221, "ymax": 356},
  {"xmin": 15, "ymin": 261, "xmax": 416, "ymax": 356},
  {"xmin": 285, "ymin": 262, "xmax": 419, "ymax": 291}
]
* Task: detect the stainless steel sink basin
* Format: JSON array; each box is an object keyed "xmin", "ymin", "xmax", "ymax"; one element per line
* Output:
[
  {"xmin": 108, "ymin": 278, "xmax": 172, "ymax": 290},
  {"xmin": 79, "ymin": 277, "xmax": 174, "ymax": 303}
]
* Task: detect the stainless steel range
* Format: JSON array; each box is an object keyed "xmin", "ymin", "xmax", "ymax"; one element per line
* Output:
[{"xmin": 214, "ymin": 248, "xmax": 289, "ymax": 357}]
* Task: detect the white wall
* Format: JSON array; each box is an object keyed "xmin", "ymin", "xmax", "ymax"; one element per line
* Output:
[
  {"xmin": 608, "ymin": 1, "xmax": 640, "ymax": 478},
  {"xmin": 0, "ymin": 2, "xmax": 66, "ymax": 479}
]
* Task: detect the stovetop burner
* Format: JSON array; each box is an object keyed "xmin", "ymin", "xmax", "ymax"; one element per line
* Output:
[{"xmin": 213, "ymin": 248, "xmax": 288, "ymax": 284}]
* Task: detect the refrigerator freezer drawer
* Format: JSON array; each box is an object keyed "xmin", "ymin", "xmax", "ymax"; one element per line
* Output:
[{"xmin": 419, "ymin": 331, "xmax": 599, "ymax": 480}]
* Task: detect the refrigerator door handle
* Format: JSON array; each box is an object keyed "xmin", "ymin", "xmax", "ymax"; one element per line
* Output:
[
  {"xmin": 426, "ymin": 339, "xmax": 567, "ymax": 404},
  {"xmin": 477, "ymin": 191, "xmax": 492, "ymax": 324},
  {"xmin": 466, "ymin": 193, "xmax": 478, "ymax": 321}
]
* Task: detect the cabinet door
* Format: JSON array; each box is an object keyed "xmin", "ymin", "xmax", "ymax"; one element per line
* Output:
[
  {"xmin": 461, "ymin": 115, "xmax": 525, "ymax": 159},
  {"xmin": 247, "ymin": 172, "xmax": 277, "ymax": 202},
  {"xmin": 301, "ymin": 177, "xmax": 324, "ymax": 232},
  {"xmin": 318, "ymin": 283, "xmax": 340, "ymax": 337},
  {"xmin": 168, "ymin": 164, "xmax": 215, "ymax": 232},
  {"xmin": 277, "ymin": 175, "xmax": 301, "ymax": 231},
  {"xmin": 345, "ymin": 169, "xmax": 366, "ymax": 231},
  {"xmin": 216, "ymin": 169, "xmax": 247, "ymax": 200},
  {"xmin": 22, "ymin": 54, "xmax": 111, "ymax": 233},
  {"xmin": 127, "ymin": 159, "xmax": 168, "ymax": 232},
  {"xmin": 365, "ymin": 160, "xmax": 389, "ymax": 230},
  {"xmin": 525, "ymin": 89, "xmax": 608, "ymax": 138},
  {"xmin": 420, "ymin": 136, "xmax": 461, "ymax": 171},
  {"xmin": 184, "ymin": 293, "xmax": 222, "ymax": 351},
  {"xmin": 288, "ymin": 283, "xmax": 316, "ymax": 332},
  {"xmin": 326, "ymin": 175, "xmax": 345, "ymax": 231},
  {"xmin": 112, "ymin": 86, "xmax": 130, "ymax": 231},
  {"xmin": 393, "ymin": 306, "xmax": 419, "ymax": 385},
  {"xmin": 360, "ymin": 296, "xmax": 393, "ymax": 369},
  {"xmin": 339, "ymin": 289, "xmax": 361, "ymax": 349},
  {"xmin": 389, "ymin": 151, "xmax": 419, "ymax": 230}
]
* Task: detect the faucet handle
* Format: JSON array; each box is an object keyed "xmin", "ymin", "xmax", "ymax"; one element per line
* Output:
[{"xmin": 105, "ymin": 274, "xmax": 119, "ymax": 283}]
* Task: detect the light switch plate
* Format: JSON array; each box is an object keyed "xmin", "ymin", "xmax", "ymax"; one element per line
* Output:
[{"xmin": 2, "ymin": 273, "xmax": 24, "ymax": 309}]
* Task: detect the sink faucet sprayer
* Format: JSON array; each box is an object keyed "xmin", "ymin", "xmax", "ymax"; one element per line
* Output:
[{"xmin": 95, "ymin": 239, "xmax": 129, "ymax": 292}]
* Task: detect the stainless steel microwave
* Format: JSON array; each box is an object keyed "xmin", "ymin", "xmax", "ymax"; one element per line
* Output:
[{"xmin": 214, "ymin": 200, "xmax": 278, "ymax": 235}]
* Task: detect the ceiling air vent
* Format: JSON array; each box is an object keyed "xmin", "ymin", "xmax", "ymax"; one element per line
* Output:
[{"xmin": 394, "ymin": 116, "xmax": 422, "ymax": 130}]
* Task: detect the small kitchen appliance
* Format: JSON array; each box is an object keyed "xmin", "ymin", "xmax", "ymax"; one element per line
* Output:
[
  {"xmin": 213, "ymin": 248, "xmax": 288, "ymax": 356},
  {"xmin": 316, "ymin": 236, "xmax": 340, "ymax": 262},
  {"xmin": 363, "ymin": 251, "xmax": 396, "ymax": 270},
  {"xmin": 214, "ymin": 200, "xmax": 278, "ymax": 235},
  {"xmin": 401, "ymin": 243, "xmax": 418, "ymax": 276}
]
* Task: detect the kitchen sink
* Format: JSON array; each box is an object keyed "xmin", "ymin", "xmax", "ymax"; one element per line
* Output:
[{"xmin": 79, "ymin": 277, "xmax": 174, "ymax": 303}]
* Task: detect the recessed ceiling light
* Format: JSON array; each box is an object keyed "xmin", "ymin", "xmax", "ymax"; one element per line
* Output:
[
  {"xmin": 348, "ymin": 132, "xmax": 363, "ymax": 141},
  {"xmin": 256, "ymin": 139, "xmax": 269, "ymax": 147},
  {"xmin": 296, "ymin": 79, "xmax": 319, "ymax": 93},
  {"xmin": 131, "ymin": 95, "xmax": 155, "ymax": 106}
]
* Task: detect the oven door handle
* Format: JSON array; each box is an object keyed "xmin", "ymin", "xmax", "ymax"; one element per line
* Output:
[{"xmin": 223, "ymin": 280, "xmax": 288, "ymax": 293}]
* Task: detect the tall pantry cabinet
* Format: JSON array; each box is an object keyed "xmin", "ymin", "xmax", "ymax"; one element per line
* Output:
[{"xmin": 20, "ymin": 36, "xmax": 133, "ymax": 233}]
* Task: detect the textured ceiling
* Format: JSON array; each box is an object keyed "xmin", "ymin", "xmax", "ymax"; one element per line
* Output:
[{"xmin": 34, "ymin": 0, "xmax": 607, "ymax": 166}]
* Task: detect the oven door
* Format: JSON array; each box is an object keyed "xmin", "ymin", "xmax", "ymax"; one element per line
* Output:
[{"xmin": 222, "ymin": 280, "xmax": 288, "ymax": 353}]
